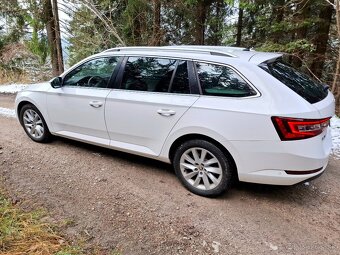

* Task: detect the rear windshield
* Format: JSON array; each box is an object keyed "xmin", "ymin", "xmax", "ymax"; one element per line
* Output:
[{"xmin": 261, "ymin": 59, "xmax": 328, "ymax": 104}]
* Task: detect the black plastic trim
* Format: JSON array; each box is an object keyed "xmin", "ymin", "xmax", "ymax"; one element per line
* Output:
[
  {"xmin": 187, "ymin": 61, "xmax": 200, "ymax": 95},
  {"xmin": 113, "ymin": 56, "xmax": 128, "ymax": 89},
  {"xmin": 293, "ymin": 169, "xmax": 326, "ymax": 186},
  {"xmin": 107, "ymin": 56, "xmax": 124, "ymax": 89}
]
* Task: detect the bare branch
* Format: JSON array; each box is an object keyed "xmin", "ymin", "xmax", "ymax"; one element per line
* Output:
[{"xmin": 69, "ymin": 0, "xmax": 126, "ymax": 46}]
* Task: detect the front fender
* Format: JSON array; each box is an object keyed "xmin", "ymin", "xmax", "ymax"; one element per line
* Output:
[{"xmin": 15, "ymin": 91, "xmax": 52, "ymax": 131}]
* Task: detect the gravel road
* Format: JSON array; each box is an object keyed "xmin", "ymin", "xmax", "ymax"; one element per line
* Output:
[
  {"xmin": 0, "ymin": 94, "xmax": 16, "ymax": 109},
  {"xmin": 0, "ymin": 94, "xmax": 339, "ymax": 254}
]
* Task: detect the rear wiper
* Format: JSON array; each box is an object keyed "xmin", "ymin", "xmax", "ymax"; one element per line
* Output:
[{"xmin": 322, "ymin": 84, "xmax": 330, "ymax": 92}]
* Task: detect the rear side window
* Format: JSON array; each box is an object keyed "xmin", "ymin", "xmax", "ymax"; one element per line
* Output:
[
  {"xmin": 262, "ymin": 60, "xmax": 328, "ymax": 104},
  {"xmin": 195, "ymin": 62, "xmax": 257, "ymax": 97},
  {"xmin": 121, "ymin": 57, "xmax": 177, "ymax": 92},
  {"xmin": 121, "ymin": 57, "xmax": 191, "ymax": 94}
]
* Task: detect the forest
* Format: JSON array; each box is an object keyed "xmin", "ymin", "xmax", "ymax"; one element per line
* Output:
[{"xmin": 0, "ymin": 0, "xmax": 339, "ymax": 110}]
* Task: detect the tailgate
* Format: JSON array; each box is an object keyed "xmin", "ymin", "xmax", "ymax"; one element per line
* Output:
[{"xmin": 312, "ymin": 91, "xmax": 335, "ymax": 118}]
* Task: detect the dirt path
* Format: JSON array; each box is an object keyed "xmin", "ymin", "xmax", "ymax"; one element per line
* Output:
[
  {"xmin": 0, "ymin": 96, "xmax": 339, "ymax": 254},
  {"xmin": 0, "ymin": 94, "xmax": 16, "ymax": 109}
]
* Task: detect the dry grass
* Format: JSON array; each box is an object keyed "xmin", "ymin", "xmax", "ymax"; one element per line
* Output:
[
  {"xmin": 0, "ymin": 68, "xmax": 31, "ymax": 85},
  {"xmin": 0, "ymin": 194, "xmax": 83, "ymax": 255}
]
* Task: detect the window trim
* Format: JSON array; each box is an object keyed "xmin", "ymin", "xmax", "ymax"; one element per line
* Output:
[
  {"xmin": 61, "ymin": 56, "xmax": 122, "ymax": 89},
  {"xmin": 106, "ymin": 56, "xmax": 124, "ymax": 89},
  {"xmin": 187, "ymin": 61, "xmax": 200, "ymax": 94},
  {"xmin": 193, "ymin": 60, "xmax": 261, "ymax": 99},
  {"xmin": 112, "ymin": 56, "xmax": 128, "ymax": 89},
  {"xmin": 167, "ymin": 61, "xmax": 179, "ymax": 93}
]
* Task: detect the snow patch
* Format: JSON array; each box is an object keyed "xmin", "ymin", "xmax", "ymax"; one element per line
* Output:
[
  {"xmin": 0, "ymin": 84, "xmax": 27, "ymax": 93},
  {"xmin": 331, "ymin": 116, "xmax": 340, "ymax": 159},
  {"xmin": 0, "ymin": 107, "xmax": 16, "ymax": 118}
]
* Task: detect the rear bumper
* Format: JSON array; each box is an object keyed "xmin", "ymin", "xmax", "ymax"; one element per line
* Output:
[
  {"xmin": 238, "ymin": 165, "xmax": 327, "ymax": 185},
  {"xmin": 226, "ymin": 128, "xmax": 332, "ymax": 185}
]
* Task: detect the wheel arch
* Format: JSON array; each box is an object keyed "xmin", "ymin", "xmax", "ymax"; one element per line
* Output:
[
  {"xmin": 168, "ymin": 133, "xmax": 238, "ymax": 179},
  {"xmin": 17, "ymin": 100, "xmax": 51, "ymax": 131},
  {"xmin": 17, "ymin": 100, "xmax": 36, "ymax": 125}
]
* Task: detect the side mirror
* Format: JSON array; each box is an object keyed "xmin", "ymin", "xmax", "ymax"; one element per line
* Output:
[{"xmin": 51, "ymin": 77, "xmax": 63, "ymax": 88}]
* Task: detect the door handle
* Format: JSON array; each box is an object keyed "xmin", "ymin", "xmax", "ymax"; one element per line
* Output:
[
  {"xmin": 89, "ymin": 101, "xmax": 103, "ymax": 108},
  {"xmin": 157, "ymin": 109, "xmax": 176, "ymax": 117}
]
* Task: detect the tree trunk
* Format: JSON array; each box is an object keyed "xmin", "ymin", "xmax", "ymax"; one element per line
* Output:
[
  {"xmin": 310, "ymin": 3, "xmax": 333, "ymax": 78},
  {"xmin": 272, "ymin": 0, "xmax": 285, "ymax": 43},
  {"xmin": 334, "ymin": 50, "xmax": 340, "ymax": 113},
  {"xmin": 194, "ymin": 1, "xmax": 206, "ymax": 45},
  {"xmin": 152, "ymin": 0, "xmax": 161, "ymax": 46},
  {"xmin": 193, "ymin": 0, "xmax": 214, "ymax": 45},
  {"xmin": 133, "ymin": 16, "xmax": 141, "ymax": 45},
  {"xmin": 291, "ymin": 0, "xmax": 310, "ymax": 67},
  {"xmin": 51, "ymin": 0, "xmax": 64, "ymax": 74},
  {"xmin": 331, "ymin": 0, "xmax": 340, "ymax": 92},
  {"xmin": 330, "ymin": 0, "xmax": 340, "ymax": 114},
  {"xmin": 208, "ymin": 0, "xmax": 223, "ymax": 45},
  {"xmin": 215, "ymin": 0, "xmax": 223, "ymax": 45},
  {"xmin": 42, "ymin": 0, "xmax": 59, "ymax": 76},
  {"xmin": 236, "ymin": 3, "xmax": 243, "ymax": 47}
]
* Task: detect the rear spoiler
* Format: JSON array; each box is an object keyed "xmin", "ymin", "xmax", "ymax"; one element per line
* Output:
[{"xmin": 248, "ymin": 52, "xmax": 283, "ymax": 65}]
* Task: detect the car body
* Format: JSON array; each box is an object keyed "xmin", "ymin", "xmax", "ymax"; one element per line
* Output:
[{"xmin": 15, "ymin": 46, "xmax": 335, "ymax": 196}]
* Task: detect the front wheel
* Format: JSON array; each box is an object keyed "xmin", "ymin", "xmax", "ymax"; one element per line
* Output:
[
  {"xmin": 173, "ymin": 139, "xmax": 233, "ymax": 197},
  {"xmin": 20, "ymin": 104, "xmax": 52, "ymax": 143}
]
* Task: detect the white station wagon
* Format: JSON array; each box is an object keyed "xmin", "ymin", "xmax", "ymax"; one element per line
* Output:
[{"xmin": 15, "ymin": 46, "xmax": 335, "ymax": 197}]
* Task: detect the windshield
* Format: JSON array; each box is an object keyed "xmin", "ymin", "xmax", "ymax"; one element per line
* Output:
[{"xmin": 261, "ymin": 58, "xmax": 328, "ymax": 104}]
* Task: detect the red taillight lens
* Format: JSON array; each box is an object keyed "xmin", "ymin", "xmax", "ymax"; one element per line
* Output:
[{"xmin": 271, "ymin": 116, "xmax": 331, "ymax": 140}]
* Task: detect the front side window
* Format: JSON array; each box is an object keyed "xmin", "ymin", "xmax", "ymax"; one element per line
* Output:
[
  {"xmin": 196, "ymin": 62, "xmax": 257, "ymax": 97},
  {"xmin": 63, "ymin": 57, "xmax": 119, "ymax": 88}
]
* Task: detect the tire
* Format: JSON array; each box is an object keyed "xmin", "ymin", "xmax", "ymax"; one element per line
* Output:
[
  {"xmin": 19, "ymin": 104, "xmax": 52, "ymax": 143},
  {"xmin": 173, "ymin": 139, "xmax": 233, "ymax": 197}
]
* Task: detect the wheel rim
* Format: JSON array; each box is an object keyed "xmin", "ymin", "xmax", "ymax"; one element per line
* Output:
[
  {"xmin": 179, "ymin": 147, "xmax": 223, "ymax": 191},
  {"xmin": 23, "ymin": 109, "xmax": 44, "ymax": 139}
]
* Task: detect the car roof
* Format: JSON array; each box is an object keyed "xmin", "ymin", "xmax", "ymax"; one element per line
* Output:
[{"xmin": 97, "ymin": 46, "xmax": 282, "ymax": 65}]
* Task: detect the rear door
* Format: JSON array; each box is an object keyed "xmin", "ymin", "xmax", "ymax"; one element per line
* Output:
[{"xmin": 105, "ymin": 56, "xmax": 199, "ymax": 156}]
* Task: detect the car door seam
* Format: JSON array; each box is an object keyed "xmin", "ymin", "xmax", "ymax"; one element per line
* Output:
[{"xmin": 158, "ymin": 96, "xmax": 200, "ymax": 157}]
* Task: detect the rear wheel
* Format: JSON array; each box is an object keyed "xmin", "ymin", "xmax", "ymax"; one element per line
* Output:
[
  {"xmin": 20, "ymin": 104, "xmax": 52, "ymax": 143},
  {"xmin": 173, "ymin": 139, "xmax": 233, "ymax": 197}
]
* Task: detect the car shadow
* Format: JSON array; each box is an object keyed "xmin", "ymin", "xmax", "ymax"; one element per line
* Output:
[
  {"xmin": 55, "ymin": 136, "xmax": 174, "ymax": 174},
  {"xmin": 223, "ymin": 179, "xmax": 324, "ymax": 206},
  {"xmin": 53, "ymin": 136, "xmax": 322, "ymax": 204}
]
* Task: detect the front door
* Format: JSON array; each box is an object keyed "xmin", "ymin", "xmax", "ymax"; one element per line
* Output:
[{"xmin": 47, "ymin": 57, "xmax": 120, "ymax": 145}]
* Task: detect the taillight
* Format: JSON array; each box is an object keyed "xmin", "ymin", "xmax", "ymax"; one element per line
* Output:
[{"xmin": 271, "ymin": 116, "xmax": 331, "ymax": 141}]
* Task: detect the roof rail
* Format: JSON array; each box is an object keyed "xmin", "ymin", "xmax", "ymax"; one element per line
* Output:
[
  {"xmin": 102, "ymin": 46, "xmax": 237, "ymax": 58},
  {"xmin": 162, "ymin": 45, "xmax": 248, "ymax": 52}
]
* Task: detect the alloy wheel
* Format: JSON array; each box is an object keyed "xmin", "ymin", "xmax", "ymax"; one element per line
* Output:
[
  {"xmin": 23, "ymin": 109, "xmax": 45, "ymax": 139},
  {"xmin": 179, "ymin": 147, "xmax": 223, "ymax": 191}
]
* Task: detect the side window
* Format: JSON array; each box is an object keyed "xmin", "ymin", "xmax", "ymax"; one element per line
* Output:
[
  {"xmin": 63, "ymin": 57, "xmax": 119, "ymax": 88},
  {"xmin": 121, "ymin": 57, "xmax": 177, "ymax": 92},
  {"xmin": 170, "ymin": 60, "xmax": 190, "ymax": 94},
  {"xmin": 196, "ymin": 62, "xmax": 257, "ymax": 97}
]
